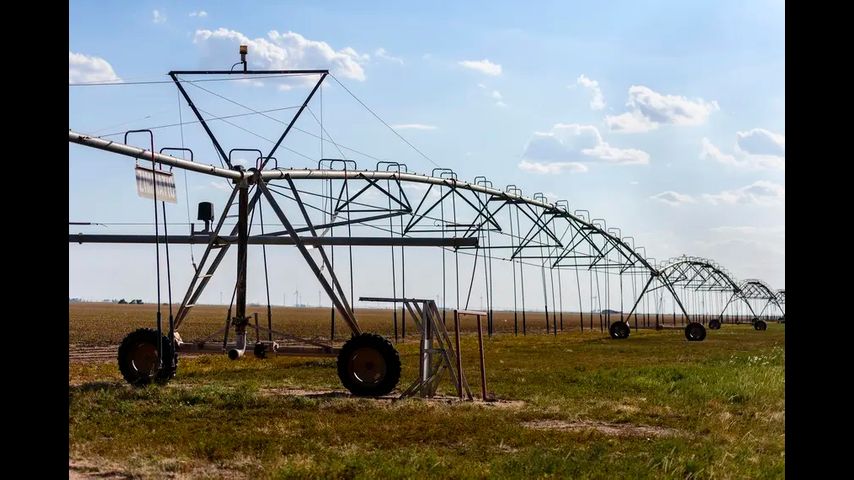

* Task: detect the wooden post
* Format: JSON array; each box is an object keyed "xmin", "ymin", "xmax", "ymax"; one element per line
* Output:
[
  {"xmin": 476, "ymin": 314, "xmax": 487, "ymax": 401},
  {"xmin": 454, "ymin": 309, "xmax": 463, "ymax": 399}
]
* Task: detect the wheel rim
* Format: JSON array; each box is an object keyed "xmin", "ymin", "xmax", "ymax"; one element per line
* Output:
[
  {"xmin": 130, "ymin": 342, "xmax": 158, "ymax": 375},
  {"xmin": 348, "ymin": 347, "xmax": 387, "ymax": 385}
]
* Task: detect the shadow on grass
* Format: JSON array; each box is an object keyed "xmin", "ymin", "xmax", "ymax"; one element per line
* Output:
[
  {"xmin": 303, "ymin": 391, "xmax": 352, "ymax": 399},
  {"xmin": 69, "ymin": 381, "xmax": 126, "ymax": 394}
]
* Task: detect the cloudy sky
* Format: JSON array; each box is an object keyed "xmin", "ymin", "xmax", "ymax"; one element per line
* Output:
[{"xmin": 69, "ymin": 1, "xmax": 784, "ymax": 308}]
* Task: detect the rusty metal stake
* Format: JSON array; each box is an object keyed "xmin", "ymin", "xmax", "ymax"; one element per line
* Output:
[{"xmin": 476, "ymin": 314, "xmax": 487, "ymax": 401}]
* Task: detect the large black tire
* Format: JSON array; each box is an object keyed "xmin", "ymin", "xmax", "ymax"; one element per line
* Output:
[
  {"xmin": 609, "ymin": 321, "xmax": 630, "ymax": 339},
  {"xmin": 684, "ymin": 322, "xmax": 706, "ymax": 342},
  {"xmin": 117, "ymin": 328, "xmax": 177, "ymax": 386},
  {"xmin": 709, "ymin": 319, "xmax": 721, "ymax": 330},
  {"xmin": 337, "ymin": 333, "xmax": 401, "ymax": 397},
  {"xmin": 754, "ymin": 320, "xmax": 767, "ymax": 331}
]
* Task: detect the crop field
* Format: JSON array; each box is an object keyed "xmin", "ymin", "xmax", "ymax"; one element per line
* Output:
[
  {"xmin": 69, "ymin": 303, "xmax": 759, "ymax": 346},
  {"xmin": 69, "ymin": 303, "xmax": 785, "ymax": 479}
]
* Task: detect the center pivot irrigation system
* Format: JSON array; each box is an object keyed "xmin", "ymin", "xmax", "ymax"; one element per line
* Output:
[{"xmin": 69, "ymin": 49, "xmax": 783, "ymax": 397}]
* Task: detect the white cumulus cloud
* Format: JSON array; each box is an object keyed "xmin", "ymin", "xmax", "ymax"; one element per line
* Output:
[
  {"xmin": 736, "ymin": 128, "xmax": 785, "ymax": 156},
  {"xmin": 700, "ymin": 138, "xmax": 738, "ymax": 166},
  {"xmin": 652, "ymin": 181, "xmax": 784, "ymax": 207},
  {"xmin": 69, "ymin": 51, "xmax": 121, "ymax": 83},
  {"xmin": 189, "ymin": 10, "xmax": 208, "ymax": 18},
  {"xmin": 702, "ymin": 180, "xmax": 784, "ymax": 206},
  {"xmin": 518, "ymin": 159, "xmax": 588, "ymax": 174},
  {"xmin": 575, "ymin": 74, "xmax": 605, "ymax": 110},
  {"xmin": 390, "ymin": 124, "xmax": 437, "ymax": 130},
  {"xmin": 607, "ymin": 86, "xmax": 718, "ymax": 133},
  {"xmin": 458, "ymin": 59, "xmax": 502, "ymax": 76},
  {"xmin": 152, "ymin": 10, "xmax": 166, "ymax": 24},
  {"xmin": 477, "ymin": 83, "xmax": 507, "ymax": 107},
  {"xmin": 708, "ymin": 225, "xmax": 785, "ymax": 237},
  {"xmin": 522, "ymin": 124, "xmax": 650, "ymax": 169},
  {"xmin": 605, "ymin": 111, "xmax": 658, "ymax": 133},
  {"xmin": 701, "ymin": 130, "xmax": 785, "ymax": 170},
  {"xmin": 193, "ymin": 28, "xmax": 368, "ymax": 81},
  {"xmin": 650, "ymin": 191, "xmax": 696, "ymax": 206},
  {"xmin": 374, "ymin": 48, "xmax": 404, "ymax": 65}
]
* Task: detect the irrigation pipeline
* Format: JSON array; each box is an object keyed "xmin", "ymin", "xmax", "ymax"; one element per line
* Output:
[{"xmin": 69, "ymin": 122, "xmax": 784, "ymax": 339}]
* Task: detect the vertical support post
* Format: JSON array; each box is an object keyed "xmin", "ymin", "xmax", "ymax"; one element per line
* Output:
[
  {"xmin": 233, "ymin": 179, "xmax": 250, "ymax": 342},
  {"xmin": 222, "ymin": 305, "xmax": 232, "ymax": 349},
  {"xmin": 254, "ymin": 312, "xmax": 260, "ymax": 342},
  {"xmin": 476, "ymin": 314, "xmax": 487, "ymax": 401},
  {"xmin": 454, "ymin": 310, "xmax": 463, "ymax": 400},
  {"xmin": 420, "ymin": 301, "xmax": 432, "ymax": 395},
  {"xmin": 267, "ymin": 305, "xmax": 273, "ymax": 342}
]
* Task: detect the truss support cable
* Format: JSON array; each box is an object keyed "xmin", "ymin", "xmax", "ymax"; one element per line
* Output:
[
  {"xmin": 557, "ymin": 268, "xmax": 564, "ymax": 332},
  {"xmin": 440, "ymin": 185, "xmax": 447, "ymax": 324},
  {"xmin": 463, "ymin": 234, "xmax": 481, "ymax": 311},
  {"xmin": 176, "ymin": 92, "xmax": 196, "ymax": 271},
  {"xmin": 452, "ymin": 188, "xmax": 460, "ymax": 328},
  {"xmin": 486, "ymin": 215, "xmax": 495, "ymax": 336},
  {"xmin": 508, "ymin": 207, "xmax": 518, "ymax": 336},
  {"xmin": 574, "ymin": 248, "xmax": 583, "ymax": 333},
  {"xmin": 538, "ymin": 226, "xmax": 550, "ymax": 335},
  {"xmin": 388, "ymin": 177, "xmax": 399, "ymax": 343},
  {"xmin": 399, "ymin": 185, "xmax": 407, "ymax": 340},
  {"xmin": 161, "ymin": 201, "xmax": 174, "ymax": 342},
  {"xmin": 516, "ymin": 207, "xmax": 527, "ymax": 335},
  {"xmin": 259, "ymin": 198, "xmax": 273, "ymax": 342}
]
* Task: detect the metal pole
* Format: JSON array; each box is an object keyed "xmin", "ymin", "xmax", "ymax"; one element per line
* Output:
[
  {"xmin": 421, "ymin": 301, "xmax": 432, "ymax": 395},
  {"xmin": 232, "ymin": 179, "xmax": 250, "ymax": 355},
  {"xmin": 259, "ymin": 201, "xmax": 273, "ymax": 342},
  {"xmin": 508, "ymin": 207, "xmax": 518, "ymax": 336},
  {"xmin": 454, "ymin": 310, "xmax": 463, "ymax": 400},
  {"xmin": 476, "ymin": 314, "xmax": 487, "ymax": 401},
  {"xmin": 558, "ymin": 268, "xmax": 564, "ymax": 332},
  {"xmin": 514, "ymin": 206, "xmax": 527, "ymax": 335}
]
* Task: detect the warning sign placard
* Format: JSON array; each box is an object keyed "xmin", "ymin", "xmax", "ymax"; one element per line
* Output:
[{"xmin": 135, "ymin": 165, "xmax": 177, "ymax": 203}]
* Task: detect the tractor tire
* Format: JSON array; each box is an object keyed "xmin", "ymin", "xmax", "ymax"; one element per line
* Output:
[
  {"xmin": 337, "ymin": 333, "xmax": 401, "ymax": 397},
  {"xmin": 609, "ymin": 321, "xmax": 630, "ymax": 339},
  {"xmin": 754, "ymin": 320, "xmax": 767, "ymax": 331},
  {"xmin": 684, "ymin": 322, "xmax": 707, "ymax": 342},
  {"xmin": 709, "ymin": 319, "xmax": 721, "ymax": 330},
  {"xmin": 117, "ymin": 328, "xmax": 177, "ymax": 386}
]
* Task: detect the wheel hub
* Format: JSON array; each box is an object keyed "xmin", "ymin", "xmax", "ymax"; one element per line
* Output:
[
  {"xmin": 130, "ymin": 342, "xmax": 158, "ymax": 375},
  {"xmin": 349, "ymin": 347, "xmax": 387, "ymax": 385}
]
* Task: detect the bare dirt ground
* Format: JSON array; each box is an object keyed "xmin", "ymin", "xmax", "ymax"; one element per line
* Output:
[{"xmin": 522, "ymin": 419, "xmax": 684, "ymax": 438}]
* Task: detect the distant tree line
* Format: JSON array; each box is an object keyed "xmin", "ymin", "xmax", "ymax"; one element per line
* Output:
[{"xmin": 68, "ymin": 298, "xmax": 144, "ymax": 304}]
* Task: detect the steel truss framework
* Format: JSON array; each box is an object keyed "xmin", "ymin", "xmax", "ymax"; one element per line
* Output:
[
  {"xmin": 69, "ymin": 65, "xmax": 784, "ymax": 389},
  {"xmin": 739, "ymin": 279, "xmax": 785, "ymax": 321}
]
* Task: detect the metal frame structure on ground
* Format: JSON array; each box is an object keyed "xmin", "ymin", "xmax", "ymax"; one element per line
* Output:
[{"xmin": 68, "ymin": 56, "xmax": 783, "ymax": 395}]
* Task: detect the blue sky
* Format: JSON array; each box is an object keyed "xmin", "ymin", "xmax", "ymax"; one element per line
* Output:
[{"xmin": 69, "ymin": 1, "xmax": 784, "ymax": 308}]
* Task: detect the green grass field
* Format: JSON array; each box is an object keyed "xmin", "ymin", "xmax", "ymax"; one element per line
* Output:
[{"xmin": 69, "ymin": 303, "xmax": 784, "ymax": 479}]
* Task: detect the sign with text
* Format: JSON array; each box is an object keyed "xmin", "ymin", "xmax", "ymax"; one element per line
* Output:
[{"xmin": 135, "ymin": 166, "xmax": 177, "ymax": 203}]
